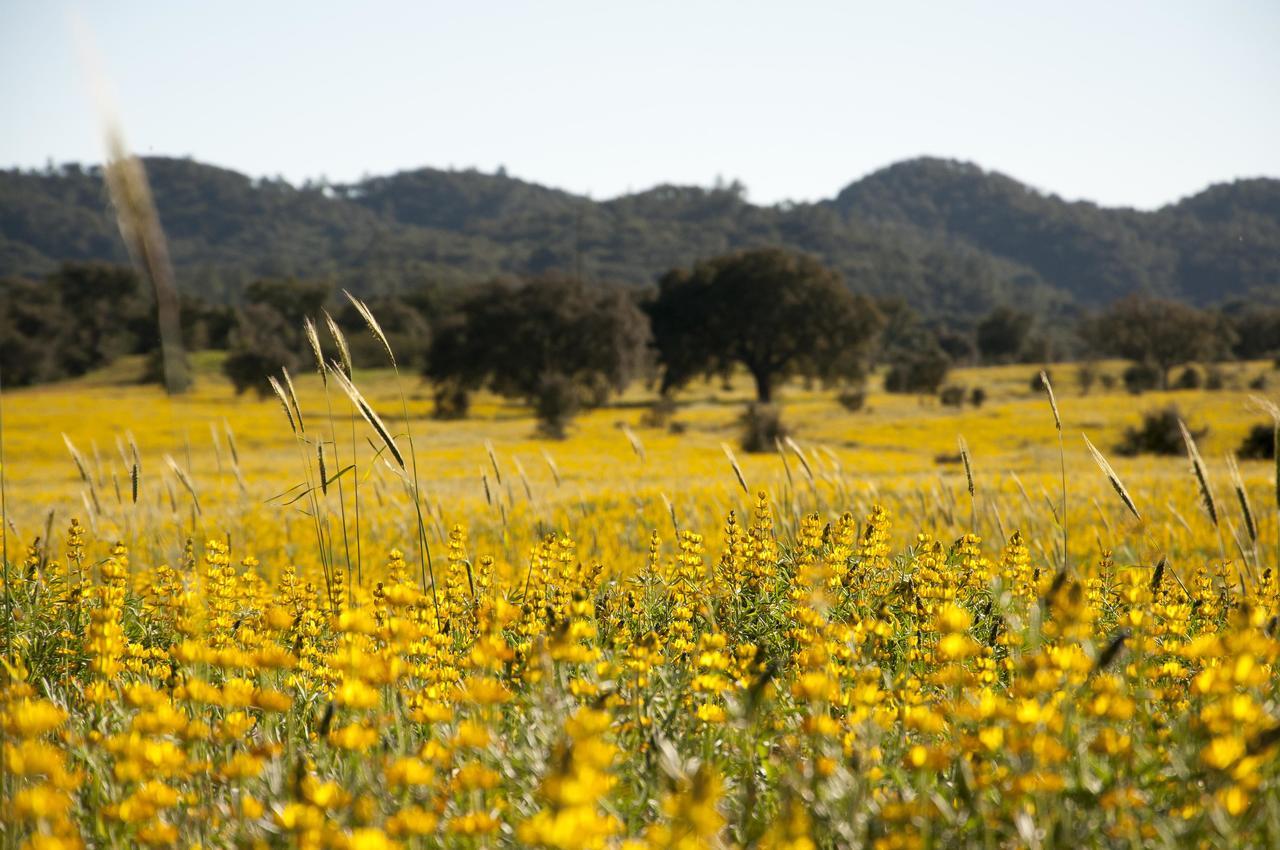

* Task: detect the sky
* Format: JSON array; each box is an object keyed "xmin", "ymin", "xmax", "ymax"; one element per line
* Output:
[{"xmin": 2, "ymin": 1, "xmax": 1278, "ymax": 209}]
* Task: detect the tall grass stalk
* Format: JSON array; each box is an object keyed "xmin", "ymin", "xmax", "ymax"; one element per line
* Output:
[
  {"xmin": 325, "ymin": 312, "xmax": 362, "ymax": 584},
  {"xmin": 343, "ymin": 292, "xmax": 438, "ymax": 622},
  {"xmin": 270, "ymin": 374, "xmax": 335, "ymax": 608},
  {"xmin": 1083, "ymin": 434, "xmax": 1142, "ymax": 524},
  {"xmin": 958, "ymin": 434, "xmax": 976, "ymax": 532},
  {"xmin": 1040, "ymin": 371, "xmax": 1068, "ymax": 571},
  {"xmin": 1178, "ymin": 417, "xmax": 1229, "ymax": 569},
  {"xmin": 306, "ymin": 318, "xmax": 355, "ymax": 595}
]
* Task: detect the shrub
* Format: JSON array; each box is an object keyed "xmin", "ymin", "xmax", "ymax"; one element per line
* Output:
[
  {"xmin": 1122, "ymin": 363, "xmax": 1160, "ymax": 395},
  {"xmin": 1248, "ymin": 373, "xmax": 1269, "ymax": 391},
  {"xmin": 970, "ymin": 387, "xmax": 988, "ymax": 408},
  {"xmin": 883, "ymin": 347, "xmax": 950, "ymax": 395},
  {"xmin": 432, "ymin": 382, "xmax": 470, "ymax": 420},
  {"xmin": 641, "ymin": 396, "xmax": 678, "ymax": 428},
  {"xmin": 1237, "ymin": 423, "xmax": 1277, "ymax": 460},
  {"xmin": 1205, "ymin": 366, "xmax": 1227, "ymax": 391},
  {"xmin": 534, "ymin": 374, "xmax": 581, "ymax": 439},
  {"xmin": 1173, "ymin": 367, "xmax": 1202, "ymax": 390},
  {"xmin": 836, "ymin": 387, "xmax": 867, "ymax": 412},
  {"xmin": 1077, "ymin": 362, "xmax": 1098, "ymax": 396},
  {"xmin": 939, "ymin": 385, "xmax": 967, "ymax": 407},
  {"xmin": 223, "ymin": 304, "xmax": 301, "ymax": 397},
  {"xmin": 1115, "ymin": 406, "xmax": 1205, "ymax": 456},
  {"xmin": 1031, "ymin": 370, "xmax": 1052, "ymax": 394},
  {"xmin": 740, "ymin": 403, "xmax": 786, "ymax": 453}
]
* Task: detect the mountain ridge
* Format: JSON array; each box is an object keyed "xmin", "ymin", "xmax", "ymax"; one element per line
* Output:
[{"xmin": 3, "ymin": 155, "xmax": 1277, "ymax": 320}]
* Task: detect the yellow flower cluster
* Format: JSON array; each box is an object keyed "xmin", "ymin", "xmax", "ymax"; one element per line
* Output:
[{"xmin": 1, "ymin": 487, "xmax": 1277, "ymax": 849}]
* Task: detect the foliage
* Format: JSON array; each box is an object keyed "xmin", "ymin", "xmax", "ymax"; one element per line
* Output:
[
  {"xmin": 648, "ymin": 248, "xmax": 882, "ymax": 404},
  {"xmin": 738, "ymin": 402, "xmax": 787, "ymax": 453},
  {"xmin": 976, "ymin": 305, "xmax": 1033, "ymax": 362},
  {"xmin": 426, "ymin": 276, "xmax": 650, "ymax": 431},
  {"xmin": 1237, "ymin": 423, "xmax": 1277, "ymax": 460},
  {"xmin": 1122, "ymin": 362, "xmax": 1161, "ymax": 395},
  {"xmin": 1083, "ymin": 296, "xmax": 1231, "ymax": 389},
  {"xmin": 939, "ymin": 385, "xmax": 967, "ymax": 407},
  {"xmin": 1115, "ymin": 406, "xmax": 1205, "ymax": 456},
  {"xmin": 835, "ymin": 386, "xmax": 866, "ymax": 412},
  {"xmin": 9, "ymin": 157, "xmax": 1280, "ymax": 329},
  {"xmin": 883, "ymin": 342, "xmax": 950, "ymax": 395}
]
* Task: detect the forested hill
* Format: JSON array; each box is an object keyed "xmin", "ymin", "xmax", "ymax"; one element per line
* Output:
[{"xmin": 2, "ymin": 156, "xmax": 1277, "ymax": 320}]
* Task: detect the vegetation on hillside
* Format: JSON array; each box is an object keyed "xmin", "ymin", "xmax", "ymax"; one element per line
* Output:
[{"xmin": 4, "ymin": 157, "xmax": 1279, "ymax": 323}]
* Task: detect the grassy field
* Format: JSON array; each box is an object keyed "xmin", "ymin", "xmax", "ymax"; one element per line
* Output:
[{"xmin": 2, "ymin": 352, "xmax": 1279, "ymax": 848}]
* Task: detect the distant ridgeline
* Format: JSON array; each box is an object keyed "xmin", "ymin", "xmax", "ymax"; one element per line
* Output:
[{"xmin": 2, "ymin": 156, "xmax": 1278, "ymax": 320}]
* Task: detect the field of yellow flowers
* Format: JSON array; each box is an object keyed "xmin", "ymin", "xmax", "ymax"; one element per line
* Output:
[{"xmin": 3, "ymin": 346, "xmax": 1279, "ymax": 849}]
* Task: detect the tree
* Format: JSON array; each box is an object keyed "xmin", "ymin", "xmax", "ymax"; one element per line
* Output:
[
  {"xmin": 976, "ymin": 306, "xmax": 1033, "ymax": 362},
  {"xmin": 222, "ymin": 303, "xmax": 301, "ymax": 396},
  {"xmin": 883, "ymin": 340, "xmax": 951, "ymax": 395},
  {"xmin": 425, "ymin": 276, "xmax": 650, "ymax": 435},
  {"xmin": 1082, "ymin": 296, "xmax": 1230, "ymax": 390},
  {"xmin": 648, "ymin": 248, "xmax": 882, "ymax": 403}
]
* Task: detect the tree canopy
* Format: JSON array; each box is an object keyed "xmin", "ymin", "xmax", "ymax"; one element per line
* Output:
[
  {"xmin": 425, "ymin": 276, "xmax": 651, "ymax": 435},
  {"xmin": 1082, "ymin": 296, "xmax": 1231, "ymax": 390},
  {"xmin": 648, "ymin": 248, "xmax": 883, "ymax": 403}
]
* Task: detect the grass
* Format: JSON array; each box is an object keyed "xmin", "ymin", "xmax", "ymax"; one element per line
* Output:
[{"xmin": 1, "ymin": 354, "xmax": 1278, "ymax": 848}]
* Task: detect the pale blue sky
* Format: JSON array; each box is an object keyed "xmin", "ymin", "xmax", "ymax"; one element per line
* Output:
[{"xmin": 2, "ymin": 1, "xmax": 1277, "ymax": 207}]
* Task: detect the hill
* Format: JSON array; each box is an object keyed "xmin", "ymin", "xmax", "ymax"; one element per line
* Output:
[{"xmin": 2, "ymin": 156, "xmax": 1277, "ymax": 321}]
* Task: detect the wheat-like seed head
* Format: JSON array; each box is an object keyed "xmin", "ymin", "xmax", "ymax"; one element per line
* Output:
[
  {"xmin": 958, "ymin": 434, "xmax": 975, "ymax": 498},
  {"xmin": 784, "ymin": 437, "xmax": 814, "ymax": 483},
  {"xmin": 1178, "ymin": 418, "xmax": 1218, "ymax": 527},
  {"xmin": 344, "ymin": 290, "xmax": 396, "ymax": 367},
  {"xmin": 1226, "ymin": 452, "xmax": 1257, "ymax": 544},
  {"xmin": 281, "ymin": 368, "xmax": 305, "ymax": 435},
  {"xmin": 622, "ymin": 424, "xmax": 646, "ymax": 463},
  {"xmin": 541, "ymin": 448, "xmax": 562, "ymax": 488},
  {"xmin": 721, "ymin": 443, "xmax": 749, "ymax": 495},
  {"xmin": 329, "ymin": 366, "xmax": 405, "ymax": 469},
  {"xmin": 1083, "ymin": 433, "xmax": 1142, "ymax": 523},
  {"xmin": 323, "ymin": 310, "xmax": 353, "ymax": 377},
  {"xmin": 1040, "ymin": 370, "xmax": 1061, "ymax": 433},
  {"xmin": 304, "ymin": 318, "xmax": 326, "ymax": 385},
  {"xmin": 164, "ymin": 454, "xmax": 201, "ymax": 515},
  {"xmin": 484, "ymin": 440, "xmax": 503, "ymax": 485},
  {"xmin": 268, "ymin": 376, "xmax": 298, "ymax": 436}
]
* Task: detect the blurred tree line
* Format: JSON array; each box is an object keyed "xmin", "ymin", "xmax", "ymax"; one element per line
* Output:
[{"xmin": 4, "ymin": 251, "xmax": 1276, "ymax": 443}]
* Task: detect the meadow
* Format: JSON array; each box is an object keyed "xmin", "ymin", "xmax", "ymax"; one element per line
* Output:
[{"xmin": 2, "ymin": 349, "xmax": 1279, "ymax": 849}]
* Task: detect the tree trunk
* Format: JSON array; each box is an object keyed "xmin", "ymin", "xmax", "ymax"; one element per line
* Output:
[{"xmin": 752, "ymin": 369, "xmax": 773, "ymax": 404}]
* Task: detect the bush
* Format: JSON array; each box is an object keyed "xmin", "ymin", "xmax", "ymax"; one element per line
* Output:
[
  {"xmin": 1173, "ymin": 367, "xmax": 1202, "ymax": 390},
  {"xmin": 1116, "ymin": 406, "xmax": 1205, "ymax": 456},
  {"xmin": 740, "ymin": 403, "xmax": 786, "ymax": 453},
  {"xmin": 970, "ymin": 387, "xmax": 987, "ymax": 408},
  {"xmin": 1031, "ymin": 370, "xmax": 1051, "ymax": 394},
  {"xmin": 534, "ymin": 374, "xmax": 581, "ymax": 439},
  {"xmin": 224, "ymin": 305, "xmax": 301, "ymax": 397},
  {"xmin": 1237, "ymin": 423, "xmax": 1277, "ymax": 460},
  {"xmin": 1077, "ymin": 362, "xmax": 1098, "ymax": 396},
  {"xmin": 836, "ymin": 387, "xmax": 867, "ymax": 412},
  {"xmin": 883, "ymin": 348, "xmax": 950, "ymax": 395},
  {"xmin": 1248, "ymin": 373, "xmax": 1269, "ymax": 391},
  {"xmin": 432, "ymin": 382, "xmax": 470, "ymax": 420},
  {"xmin": 1205, "ymin": 366, "xmax": 1227, "ymax": 391},
  {"xmin": 1123, "ymin": 363, "xmax": 1160, "ymax": 395},
  {"xmin": 641, "ymin": 396, "xmax": 678, "ymax": 428},
  {"xmin": 939, "ymin": 385, "xmax": 967, "ymax": 407},
  {"xmin": 1100, "ymin": 374, "xmax": 1116, "ymax": 391}
]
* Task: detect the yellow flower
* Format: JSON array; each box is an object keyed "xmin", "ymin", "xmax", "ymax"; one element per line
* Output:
[{"xmin": 2, "ymin": 698, "xmax": 67, "ymax": 738}]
